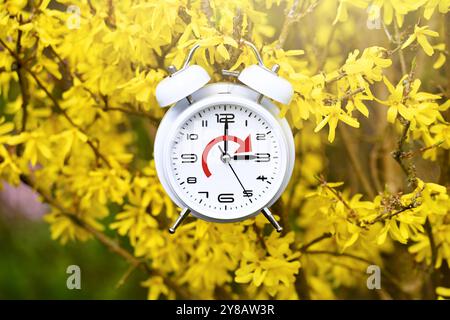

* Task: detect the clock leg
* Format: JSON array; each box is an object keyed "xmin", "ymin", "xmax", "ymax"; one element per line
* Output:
[
  {"xmin": 169, "ymin": 208, "xmax": 191, "ymax": 234},
  {"xmin": 261, "ymin": 207, "xmax": 283, "ymax": 233}
]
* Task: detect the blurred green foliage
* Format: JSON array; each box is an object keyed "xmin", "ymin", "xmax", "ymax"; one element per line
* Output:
[{"xmin": 0, "ymin": 215, "xmax": 146, "ymax": 299}]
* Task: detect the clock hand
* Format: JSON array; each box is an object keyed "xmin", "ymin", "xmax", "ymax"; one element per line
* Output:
[
  {"xmin": 228, "ymin": 162, "xmax": 246, "ymax": 191},
  {"xmin": 232, "ymin": 154, "xmax": 257, "ymax": 160},
  {"xmin": 218, "ymin": 145, "xmax": 247, "ymax": 192},
  {"xmin": 223, "ymin": 121, "xmax": 229, "ymax": 154}
]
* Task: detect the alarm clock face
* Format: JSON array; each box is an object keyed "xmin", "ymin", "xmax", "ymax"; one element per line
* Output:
[{"xmin": 161, "ymin": 97, "xmax": 289, "ymax": 222}]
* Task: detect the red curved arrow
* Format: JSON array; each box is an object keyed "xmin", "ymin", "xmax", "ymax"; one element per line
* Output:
[{"xmin": 202, "ymin": 135, "xmax": 252, "ymax": 177}]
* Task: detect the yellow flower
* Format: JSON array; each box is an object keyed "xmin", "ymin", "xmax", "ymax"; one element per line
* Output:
[
  {"xmin": 333, "ymin": 0, "xmax": 369, "ymax": 25},
  {"xmin": 402, "ymin": 25, "xmax": 439, "ymax": 56},
  {"xmin": 423, "ymin": 0, "xmax": 450, "ymax": 19},
  {"xmin": 0, "ymin": 117, "xmax": 14, "ymax": 142},
  {"xmin": 380, "ymin": 76, "xmax": 442, "ymax": 126},
  {"xmin": 142, "ymin": 276, "xmax": 171, "ymax": 300},
  {"xmin": 436, "ymin": 287, "xmax": 450, "ymax": 299},
  {"xmin": 314, "ymin": 102, "xmax": 360, "ymax": 143},
  {"xmin": 430, "ymin": 124, "xmax": 450, "ymax": 148}
]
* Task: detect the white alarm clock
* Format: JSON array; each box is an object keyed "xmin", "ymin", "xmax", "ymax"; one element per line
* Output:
[{"xmin": 154, "ymin": 41, "xmax": 295, "ymax": 233}]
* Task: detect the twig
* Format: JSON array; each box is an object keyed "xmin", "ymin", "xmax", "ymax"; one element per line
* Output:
[
  {"xmin": 337, "ymin": 87, "xmax": 377, "ymax": 199},
  {"xmin": 338, "ymin": 125, "xmax": 376, "ymax": 199},
  {"xmin": 391, "ymin": 60, "xmax": 418, "ymax": 188},
  {"xmin": 400, "ymin": 140, "xmax": 444, "ymax": 159},
  {"xmin": 252, "ymin": 224, "xmax": 268, "ymax": 252},
  {"xmin": 392, "ymin": 121, "xmax": 410, "ymax": 171},
  {"xmin": 424, "ymin": 218, "xmax": 438, "ymax": 299},
  {"xmin": 277, "ymin": 0, "xmax": 321, "ymax": 49},
  {"xmin": 424, "ymin": 219, "xmax": 437, "ymax": 269},
  {"xmin": 299, "ymin": 232, "xmax": 332, "ymax": 252},
  {"xmin": 102, "ymin": 106, "xmax": 159, "ymax": 126},
  {"xmin": 294, "ymin": 269, "xmax": 311, "ymax": 300},
  {"xmin": 201, "ymin": 0, "xmax": 214, "ymax": 27},
  {"xmin": 316, "ymin": 175, "xmax": 366, "ymax": 227},
  {"xmin": 317, "ymin": 176, "xmax": 356, "ymax": 215},
  {"xmin": 362, "ymin": 201, "xmax": 418, "ymax": 226},
  {"xmin": 14, "ymin": 17, "xmax": 29, "ymax": 133},
  {"xmin": 325, "ymin": 70, "xmax": 347, "ymax": 85},
  {"xmin": 341, "ymin": 87, "xmax": 365, "ymax": 101},
  {"xmin": 227, "ymin": 8, "xmax": 243, "ymax": 69},
  {"xmin": 369, "ymin": 143, "xmax": 383, "ymax": 192},
  {"xmin": 155, "ymin": 6, "xmax": 191, "ymax": 69},
  {"xmin": 116, "ymin": 263, "xmax": 140, "ymax": 289},
  {"xmin": 394, "ymin": 22, "xmax": 407, "ymax": 75},
  {"xmin": 105, "ymin": 0, "xmax": 117, "ymax": 30},
  {"xmin": 278, "ymin": 0, "xmax": 301, "ymax": 49},
  {"xmin": 86, "ymin": 0, "xmax": 97, "ymax": 15},
  {"xmin": 48, "ymin": 46, "xmax": 160, "ymax": 128},
  {"xmin": 304, "ymin": 249, "xmax": 373, "ymax": 265},
  {"xmin": 382, "ymin": 21, "xmax": 395, "ymax": 44}
]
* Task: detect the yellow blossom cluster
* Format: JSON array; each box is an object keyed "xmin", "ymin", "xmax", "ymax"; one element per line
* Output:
[{"xmin": 0, "ymin": 0, "xmax": 449, "ymax": 299}]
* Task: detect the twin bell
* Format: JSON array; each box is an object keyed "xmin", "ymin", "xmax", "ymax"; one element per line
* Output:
[{"xmin": 155, "ymin": 40, "xmax": 293, "ymax": 108}]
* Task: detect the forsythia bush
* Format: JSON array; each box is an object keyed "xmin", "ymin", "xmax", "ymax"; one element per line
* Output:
[{"xmin": 1, "ymin": 0, "xmax": 450, "ymax": 299}]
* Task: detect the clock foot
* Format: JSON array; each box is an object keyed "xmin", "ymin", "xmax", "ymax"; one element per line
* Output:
[
  {"xmin": 169, "ymin": 208, "xmax": 191, "ymax": 234},
  {"xmin": 261, "ymin": 208, "xmax": 283, "ymax": 232}
]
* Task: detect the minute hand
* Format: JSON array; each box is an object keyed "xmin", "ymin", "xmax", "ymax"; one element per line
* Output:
[{"xmin": 223, "ymin": 121, "xmax": 229, "ymax": 154}]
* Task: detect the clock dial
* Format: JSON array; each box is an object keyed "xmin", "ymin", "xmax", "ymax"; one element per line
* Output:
[{"xmin": 165, "ymin": 103, "xmax": 288, "ymax": 221}]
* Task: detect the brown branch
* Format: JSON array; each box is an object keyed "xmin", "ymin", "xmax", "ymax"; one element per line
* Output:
[
  {"xmin": 424, "ymin": 218, "xmax": 438, "ymax": 299},
  {"xmin": 86, "ymin": 0, "xmax": 97, "ymax": 15},
  {"xmin": 338, "ymin": 125, "xmax": 376, "ymax": 199},
  {"xmin": 15, "ymin": 25, "xmax": 30, "ymax": 133},
  {"xmin": 391, "ymin": 60, "xmax": 419, "ymax": 188},
  {"xmin": 201, "ymin": 0, "xmax": 214, "ymax": 27},
  {"xmin": 278, "ymin": 0, "xmax": 301, "ymax": 49},
  {"xmin": 362, "ymin": 201, "xmax": 418, "ymax": 226},
  {"xmin": 226, "ymin": 8, "xmax": 243, "ymax": 69},
  {"xmin": 105, "ymin": 0, "xmax": 117, "ymax": 30},
  {"xmin": 392, "ymin": 120, "xmax": 411, "ymax": 174},
  {"xmin": 0, "ymin": 37, "xmax": 112, "ymax": 168},
  {"xmin": 316, "ymin": 175, "xmax": 359, "ymax": 220},
  {"xmin": 47, "ymin": 46, "xmax": 160, "ymax": 128},
  {"xmin": 155, "ymin": 6, "xmax": 191, "ymax": 69},
  {"xmin": 299, "ymin": 232, "xmax": 332, "ymax": 252},
  {"xmin": 277, "ymin": 0, "xmax": 321, "ymax": 49},
  {"xmin": 115, "ymin": 259, "xmax": 140, "ymax": 289},
  {"xmin": 341, "ymin": 87, "xmax": 365, "ymax": 101},
  {"xmin": 285, "ymin": 158, "xmax": 301, "ymax": 212},
  {"xmin": 325, "ymin": 71, "xmax": 347, "ymax": 85},
  {"xmin": 294, "ymin": 269, "xmax": 311, "ymax": 299},
  {"xmin": 20, "ymin": 174, "xmax": 191, "ymax": 299},
  {"xmin": 424, "ymin": 219, "xmax": 437, "ymax": 269},
  {"xmin": 102, "ymin": 105, "xmax": 159, "ymax": 127},
  {"xmin": 400, "ymin": 140, "xmax": 444, "ymax": 159},
  {"xmin": 394, "ymin": 22, "xmax": 408, "ymax": 75},
  {"xmin": 304, "ymin": 249, "xmax": 373, "ymax": 265},
  {"xmin": 252, "ymin": 224, "xmax": 268, "ymax": 252},
  {"xmin": 369, "ymin": 143, "xmax": 383, "ymax": 192}
]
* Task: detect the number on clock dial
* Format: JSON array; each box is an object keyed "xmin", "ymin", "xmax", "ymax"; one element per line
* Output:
[{"xmin": 170, "ymin": 104, "xmax": 283, "ymax": 215}]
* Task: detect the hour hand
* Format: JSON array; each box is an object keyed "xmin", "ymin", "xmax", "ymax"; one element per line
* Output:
[{"xmin": 232, "ymin": 154, "xmax": 257, "ymax": 160}]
